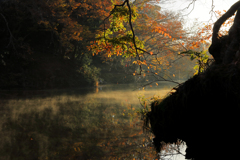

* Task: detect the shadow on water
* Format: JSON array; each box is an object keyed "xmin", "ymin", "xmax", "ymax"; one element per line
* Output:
[{"xmin": 0, "ymin": 83, "xmax": 184, "ymax": 160}]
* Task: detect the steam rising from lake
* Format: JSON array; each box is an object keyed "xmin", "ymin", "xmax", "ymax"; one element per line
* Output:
[{"xmin": 0, "ymin": 83, "xmax": 185, "ymax": 160}]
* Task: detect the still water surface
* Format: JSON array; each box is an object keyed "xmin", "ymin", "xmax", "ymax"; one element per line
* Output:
[{"xmin": 0, "ymin": 83, "xmax": 186, "ymax": 160}]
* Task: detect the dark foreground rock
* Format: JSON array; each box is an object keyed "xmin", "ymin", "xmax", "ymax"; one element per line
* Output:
[
  {"xmin": 146, "ymin": 63, "xmax": 240, "ymax": 159},
  {"xmin": 145, "ymin": 1, "xmax": 240, "ymax": 160}
]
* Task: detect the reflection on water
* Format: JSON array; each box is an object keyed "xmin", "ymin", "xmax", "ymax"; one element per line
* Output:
[{"xmin": 0, "ymin": 83, "xmax": 185, "ymax": 160}]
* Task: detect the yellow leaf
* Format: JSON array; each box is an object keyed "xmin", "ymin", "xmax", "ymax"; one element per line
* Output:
[
  {"xmin": 133, "ymin": 73, "xmax": 135, "ymax": 75},
  {"xmin": 156, "ymin": 83, "xmax": 158, "ymax": 86},
  {"xmin": 173, "ymin": 74, "xmax": 175, "ymax": 77}
]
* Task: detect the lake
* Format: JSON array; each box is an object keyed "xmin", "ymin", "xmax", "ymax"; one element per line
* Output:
[{"xmin": 0, "ymin": 83, "xmax": 186, "ymax": 160}]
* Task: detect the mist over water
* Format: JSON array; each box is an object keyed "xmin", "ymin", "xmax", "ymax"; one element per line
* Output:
[{"xmin": 0, "ymin": 83, "xmax": 186, "ymax": 160}]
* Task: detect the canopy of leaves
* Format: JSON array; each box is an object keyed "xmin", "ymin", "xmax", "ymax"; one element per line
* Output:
[
  {"xmin": 91, "ymin": 0, "xmax": 206, "ymax": 85},
  {"xmin": 0, "ymin": 0, "xmax": 113, "ymax": 89}
]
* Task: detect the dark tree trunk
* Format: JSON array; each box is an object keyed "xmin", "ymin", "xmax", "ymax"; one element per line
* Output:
[
  {"xmin": 209, "ymin": 1, "xmax": 240, "ymax": 64},
  {"xmin": 145, "ymin": 2, "xmax": 240, "ymax": 160}
]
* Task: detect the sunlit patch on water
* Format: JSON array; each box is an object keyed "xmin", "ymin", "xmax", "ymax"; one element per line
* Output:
[{"xmin": 0, "ymin": 83, "xmax": 186, "ymax": 160}]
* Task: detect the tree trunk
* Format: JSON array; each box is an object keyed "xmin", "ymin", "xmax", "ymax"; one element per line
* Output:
[{"xmin": 145, "ymin": 1, "xmax": 240, "ymax": 160}]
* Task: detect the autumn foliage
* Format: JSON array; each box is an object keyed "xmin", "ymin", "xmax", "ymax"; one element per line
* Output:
[
  {"xmin": 0, "ymin": 0, "xmax": 114, "ymax": 88},
  {"xmin": 90, "ymin": 0, "xmax": 221, "ymax": 82},
  {"xmin": 1, "ymin": 0, "xmax": 232, "ymax": 89}
]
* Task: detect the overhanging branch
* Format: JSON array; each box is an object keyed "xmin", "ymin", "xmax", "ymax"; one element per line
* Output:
[{"xmin": 212, "ymin": 1, "xmax": 240, "ymax": 44}]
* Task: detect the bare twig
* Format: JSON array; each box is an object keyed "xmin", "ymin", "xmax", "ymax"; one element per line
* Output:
[
  {"xmin": 133, "ymin": 75, "xmax": 180, "ymax": 91},
  {"xmin": 182, "ymin": 0, "xmax": 196, "ymax": 16},
  {"xmin": 125, "ymin": 0, "xmax": 143, "ymax": 75},
  {"xmin": 0, "ymin": 13, "xmax": 17, "ymax": 52},
  {"xmin": 208, "ymin": 0, "xmax": 216, "ymax": 22},
  {"xmin": 168, "ymin": 54, "xmax": 185, "ymax": 66}
]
